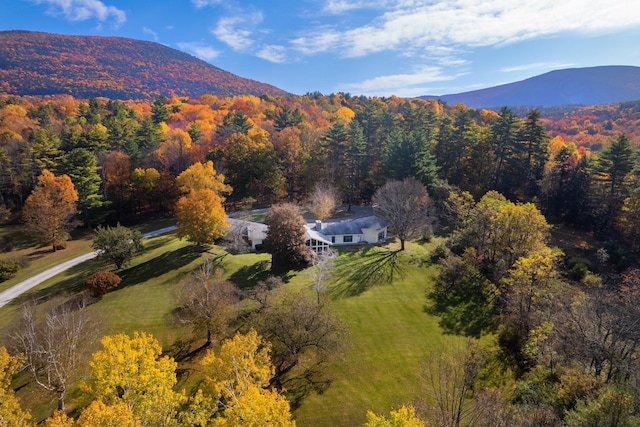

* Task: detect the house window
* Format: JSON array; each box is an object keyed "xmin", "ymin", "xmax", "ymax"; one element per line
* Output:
[
  {"xmin": 378, "ymin": 231, "xmax": 385, "ymax": 241},
  {"xmin": 343, "ymin": 235, "xmax": 353, "ymax": 243},
  {"xmin": 331, "ymin": 236, "xmax": 335, "ymax": 243}
]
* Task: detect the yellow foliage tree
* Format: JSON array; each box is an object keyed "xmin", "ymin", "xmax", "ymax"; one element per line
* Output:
[
  {"xmin": 43, "ymin": 410, "xmax": 74, "ymax": 427},
  {"xmin": 617, "ymin": 192, "xmax": 640, "ymax": 252},
  {"xmin": 196, "ymin": 329, "xmax": 295, "ymax": 426},
  {"xmin": 364, "ymin": 405, "xmax": 426, "ymax": 427},
  {"xmin": 77, "ymin": 401, "xmax": 141, "ymax": 427},
  {"xmin": 175, "ymin": 189, "xmax": 230, "ymax": 247},
  {"xmin": 83, "ymin": 332, "xmax": 184, "ymax": 427},
  {"xmin": 22, "ymin": 169, "xmax": 78, "ymax": 251},
  {"xmin": 175, "ymin": 160, "xmax": 231, "ymax": 197},
  {"xmin": 156, "ymin": 127, "xmax": 192, "ymax": 173},
  {"xmin": 334, "ymin": 106, "xmax": 355, "ymax": 123},
  {"xmin": 0, "ymin": 347, "xmax": 31, "ymax": 427}
]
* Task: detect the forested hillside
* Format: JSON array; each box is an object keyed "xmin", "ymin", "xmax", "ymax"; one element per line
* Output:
[
  {"xmin": 0, "ymin": 30, "xmax": 288, "ymax": 99},
  {"xmin": 3, "ymin": 91, "xmax": 640, "ymax": 425}
]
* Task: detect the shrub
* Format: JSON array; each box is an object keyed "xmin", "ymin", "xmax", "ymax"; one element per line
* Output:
[
  {"xmin": 0, "ymin": 236, "xmax": 14, "ymax": 253},
  {"xmin": 429, "ymin": 244, "xmax": 450, "ymax": 263},
  {"xmin": 566, "ymin": 257, "xmax": 591, "ymax": 281},
  {"xmin": 0, "ymin": 257, "xmax": 26, "ymax": 281},
  {"xmin": 85, "ymin": 270, "xmax": 122, "ymax": 296}
]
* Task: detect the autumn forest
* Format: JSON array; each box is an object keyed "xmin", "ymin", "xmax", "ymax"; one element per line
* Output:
[{"xmin": 3, "ymin": 89, "xmax": 640, "ymax": 426}]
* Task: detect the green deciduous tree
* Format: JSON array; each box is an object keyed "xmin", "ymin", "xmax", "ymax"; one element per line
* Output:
[{"xmin": 93, "ymin": 223, "xmax": 143, "ymax": 270}]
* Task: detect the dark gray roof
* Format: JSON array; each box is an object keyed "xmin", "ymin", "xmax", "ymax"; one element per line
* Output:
[{"xmin": 319, "ymin": 216, "xmax": 387, "ymax": 236}]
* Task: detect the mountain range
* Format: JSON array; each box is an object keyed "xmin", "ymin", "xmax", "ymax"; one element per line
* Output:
[
  {"xmin": 1, "ymin": 31, "xmax": 640, "ymax": 107},
  {"xmin": 0, "ymin": 30, "xmax": 288, "ymax": 100},
  {"xmin": 421, "ymin": 66, "xmax": 640, "ymax": 108}
]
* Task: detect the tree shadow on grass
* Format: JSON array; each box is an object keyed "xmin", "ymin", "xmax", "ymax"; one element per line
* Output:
[
  {"xmin": 283, "ymin": 368, "xmax": 332, "ymax": 411},
  {"xmin": 138, "ymin": 235, "xmax": 175, "ymax": 253},
  {"xmin": 425, "ymin": 285, "xmax": 499, "ymax": 338},
  {"xmin": 9, "ymin": 245, "xmax": 200, "ymax": 309},
  {"xmin": 12, "ymin": 257, "xmax": 109, "ymax": 306},
  {"xmin": 229, "ymin": 260, "xmax": 292, "ymax": 290},
  {"xmin": 329, "ymin": 248, "xmax": 404, "ymax": 298},
  {"xmin": 117, "ymin": 246, "xmax": 201, "ymax": 289}
]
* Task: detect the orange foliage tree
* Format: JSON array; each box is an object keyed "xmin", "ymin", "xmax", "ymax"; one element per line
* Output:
[{"xmin": 22, "ymin": 169, "xmax": 78, "ymax": 251}]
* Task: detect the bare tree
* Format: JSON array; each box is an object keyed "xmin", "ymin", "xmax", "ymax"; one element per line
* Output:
[
  {"xmin": 252, "ymin": 291, "xmax": 347, "ymax": 389},
  {"xmin": 308, "ymin": 248, "xmax": 337, "ymax": 304},
  {"xmin": 221, "ymin": 221, "xmax": 250, "ymax": 254},
  {"xmin": 308, "ymin": 182, "xmax": 338, "ymax": 221},
  {"xmin": 10, "ymin": 296, "xmax": 97, "ymax": 411},
  {"xmin": 373, "ymin": 178, "xmax": 429, "ymax": 251},
  {"xmin": 420, "ymin": 339, "xmax": 482, "ymax": 427},
  {"xmin": 176, "ymin": 259, "xmax": 239, "ymax": 346}
]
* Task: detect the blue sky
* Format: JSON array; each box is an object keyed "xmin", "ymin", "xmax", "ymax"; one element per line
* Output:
[{"xmin": 2, "ymin": 0, "xmax": 640, "ymax": 97}]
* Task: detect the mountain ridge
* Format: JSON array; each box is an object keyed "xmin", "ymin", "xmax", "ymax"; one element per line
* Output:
[
  {"xmin": 420, "ymin": 66, "xmax": 640, "ymax": 108},
  {"xmin": 0, "ymin": 30, "xmax": 288, "ymax": 100}
]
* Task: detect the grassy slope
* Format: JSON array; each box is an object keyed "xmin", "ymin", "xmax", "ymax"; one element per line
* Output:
[
  {"xmin": 0, "ymin": 230, "xmax": 458, "ymax": 426},
  {"xmin": 293, "ymin": 240, "xmax": 461, "ymax": 426}
]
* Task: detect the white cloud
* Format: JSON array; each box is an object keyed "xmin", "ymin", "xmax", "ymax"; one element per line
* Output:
[
  {"xmin": 296, "ymin": 0, "xmax": 640, "ymax": 58},
  {"xmin": 212, "ymin": 12, "xmax": 263, "ymax": 51},
  {"xmin": 177, "ymin": 42, "xmax": 221, "ymax": 62},
  {"xmin": 322, "ymin": 0, "xmax": 389, "ymax": 14},
  {"xmin": 291, "ymin": 28, "xmax": 341, "ymax": 55},
  {"xmin": 500, "ymin": 62, "xmax": 574, "ymax": 73},
  {"xmin": 32, "ymin": 0, "xmax": 126, "ymax": 27},
  {"xmin": 191, "ymin": 0, "xmax": 222, "ymax": 8},
  {"xmin": 142, "ymin": 27, "xmax": 158, "ymax": 41},
  {"xmin": 256, "ymin": 45, "xmax": 287, "ymax": 63},
  {"xmin": 340, "ymin": 66, "xmax": 461, "ymax": 96}
]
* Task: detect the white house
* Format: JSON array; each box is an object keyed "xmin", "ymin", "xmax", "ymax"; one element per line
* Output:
[
  {"xmin": 313, "ymin": 216, "xmax": 387, "ymax": 246},
  {"xmin": 229, "ymin": 215, "xmax": 387, "ymax": 253}
]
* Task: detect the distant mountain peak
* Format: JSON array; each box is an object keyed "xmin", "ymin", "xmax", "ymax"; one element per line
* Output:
[
  {"xmin": 0, "ymin": 30, "xmax": 288, "ymax": 100},
  {"xmin": 421, "ymin": 66, "xmax": 640, "ymax": 108}
]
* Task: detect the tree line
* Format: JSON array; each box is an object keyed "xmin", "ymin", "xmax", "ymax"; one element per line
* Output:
[{"xmin": 0, "ymin": 93, "xmax": 638, "ymax": 242}]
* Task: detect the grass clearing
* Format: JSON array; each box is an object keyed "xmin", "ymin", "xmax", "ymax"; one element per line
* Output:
[
  {"xmin": 0, "ymin": 230, "xmax": 457, "ymax": 426},
  {"xmin": 0, "ymin": 218, "xmax": 176, "ymax": 293},
  {"xmin": 292, "ymin": 239, "xmax": 461, "ymax": 426}
]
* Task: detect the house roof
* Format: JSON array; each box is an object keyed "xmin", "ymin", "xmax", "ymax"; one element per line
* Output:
[
  {"xmin": 317, "ymin": 215, "xmax": 387, "ymax": 236},
  {"xmin": 305, "ymin": 227, "xmax": 332, "ymax": 245},
  {"xmin": 228, "ymin": 218, "xmax": 267, "ymax": 240}
]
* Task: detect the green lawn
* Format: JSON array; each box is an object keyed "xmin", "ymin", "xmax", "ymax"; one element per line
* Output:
[
  {"xmin": 0, "ymin": 218, "xmax": 176, "ymax": 293},
  {"xmin": 0, "ymin": 230, "xmax": 459, "ymax": 426},
  {"xmin": 292, "ymin": 240, "xmax": 462, "ymax": 426}
]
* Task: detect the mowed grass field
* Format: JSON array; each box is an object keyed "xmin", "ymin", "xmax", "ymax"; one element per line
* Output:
[{"xmin": 0, "ymin": 227, "xmax": 459, "ymax": 426}]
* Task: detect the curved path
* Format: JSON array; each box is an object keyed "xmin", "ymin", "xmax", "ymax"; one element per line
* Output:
[{"xmin": 0, "ymin": 226, "xmax": 177, "ymax": 308}]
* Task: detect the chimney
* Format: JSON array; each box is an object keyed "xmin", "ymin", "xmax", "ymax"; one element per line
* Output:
[{"xmin": 315, "ymin": 220, "xmax": 322, "ymax": 231}]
